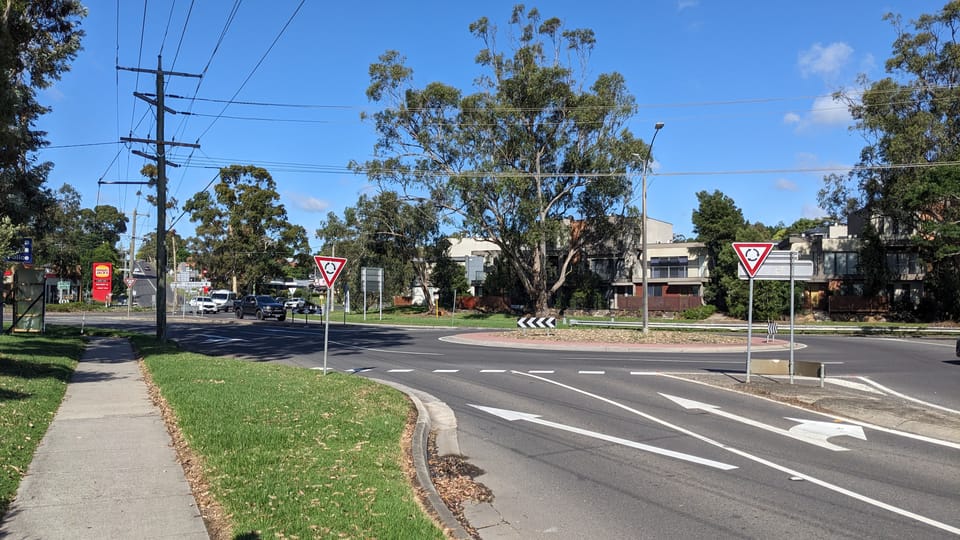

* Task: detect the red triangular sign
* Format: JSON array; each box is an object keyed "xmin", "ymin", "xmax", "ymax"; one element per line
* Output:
[
  {"xmin": 732, "ymin": 242, "xmax": 774, "ymax": 278},
  {"xmin": 314, "ymin": 256, "xmax": 347, "ymax": 288}
]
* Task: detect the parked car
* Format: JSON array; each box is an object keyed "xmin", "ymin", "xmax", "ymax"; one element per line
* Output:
[
  {"xmin": 299, "ymin": 301, "xmax": 322, "ymax": 315},
  {"xmin": 284, "ymin": 297, "xmax": 305, "ymax": 310},
  {"xmin": 210, "ymin": 290, "xmax": 238, "ymax": 312},
  {"xmin": 189, "ymin": 296, "xmax": 217, "ymax": 314},
  {"xmin": 235, "ymin": 294, "xmax": 286, "ymax": 321}
]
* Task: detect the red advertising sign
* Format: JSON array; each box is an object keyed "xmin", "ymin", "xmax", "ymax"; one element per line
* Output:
[{"xmin": 92, "ymin": 262, "xmax": 113, "ymax": 303}]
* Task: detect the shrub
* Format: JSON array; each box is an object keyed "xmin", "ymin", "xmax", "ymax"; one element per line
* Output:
[{"xmin": 682, "ymin": 304, "xmax": 716, "ymax": 320}]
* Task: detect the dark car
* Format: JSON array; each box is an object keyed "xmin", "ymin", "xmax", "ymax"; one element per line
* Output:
[{"xmin": 235, "ymin": 294, "xmax": 286, "ymax": 321}]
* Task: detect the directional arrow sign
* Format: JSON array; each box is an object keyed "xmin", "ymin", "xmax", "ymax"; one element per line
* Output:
[
  {"xmin": 470, "ymin": 404, "xmax": 737, "ymax": 470},
  {"xmin": 659, "ymin": 394, "xmax": 865, "ymax": 451}
]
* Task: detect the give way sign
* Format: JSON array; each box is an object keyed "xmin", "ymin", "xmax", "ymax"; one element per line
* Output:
[
  {"xmin": 732, "ymin": 242, "xmax": 774, "ymax": 278},
  {"xmin": 314, "ymin": 256, "xmax": 347, "ymax": 288}
]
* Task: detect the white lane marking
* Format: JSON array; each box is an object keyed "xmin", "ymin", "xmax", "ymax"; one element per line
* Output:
[
  {"xmin": 528, "ymin": 370, "xmax": 554, "ymax": 374},
  {"xmin": 660, "ymin": 394, "xmax": 858, "ymax": 451},
  {"xmin": 388, "ymin": 369, "xmax": 414, "ymax": 373},
  {"xmin": 856, "ymin": 377, "xmax": 960, "ymax": 415},
  {"xmin": 515, "ymin": 371, "xmax": 960, "ymax": 535},
  {"xmin": 565, "ymin": 357, "xmax": 741, "ymax": 364},
  {"xmin": 578, "ymin": 370, "xmax": 605, "ymax": 375},
  {"xmin": 328, "ymin": 340, "xmax": 443, "ymax": 356},
  {"xmin": 480, "ymin": 369, "xmax": 507, "ymax": 373},
  {"xmin": 630, "ymin": 372, "xmax": 662, "ymax": 375},
  {"xmin": 658, "ymin": 373, "xmax": 960, "ymax": 450},
  {"xmin": 194, "ymin": 333, "xmax": 246, "ymax": 342},
  {"xmin": 433, "ymin": 369, "xmax": 459, "ymax": 373},
  {"xmin": 469, "ymin": 405, "xmax": 737, "ymax": 470}
]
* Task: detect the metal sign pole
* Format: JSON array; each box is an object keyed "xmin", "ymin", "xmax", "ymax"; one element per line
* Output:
[
  {"xmin": 322, "ymin": 290, "xmax": 331, "ymax": 375},
  {"xmin": 789, "ymin": 252, "xmax": 796, "ymax": 384},
  {"xmin": 746, "ymin": 276, "xmax": 754, "ymax": 383}
]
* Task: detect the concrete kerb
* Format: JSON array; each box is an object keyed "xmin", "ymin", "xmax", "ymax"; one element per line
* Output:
[{"xmin": 374, "ymin": 379, "xmax": 471, "ymax": 540}]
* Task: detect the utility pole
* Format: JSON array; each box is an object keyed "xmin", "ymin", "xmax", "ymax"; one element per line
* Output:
[{"xmin": 118, "ymin": 56, "xmax": 200, "ymax": 340}]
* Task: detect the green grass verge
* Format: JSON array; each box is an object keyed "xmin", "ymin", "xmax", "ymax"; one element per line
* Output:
[
  {"xmin": 133, "ymin": 335, "xmax": 443, "ymax": 539},
  {"xmin": 0, "ymin": 327, "xmax": 82, "ymax": 516}
]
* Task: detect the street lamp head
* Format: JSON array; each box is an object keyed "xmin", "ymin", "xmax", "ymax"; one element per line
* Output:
[{"xmin": 654, "ymin": 121, "xmax": 665, "ymax": 130}]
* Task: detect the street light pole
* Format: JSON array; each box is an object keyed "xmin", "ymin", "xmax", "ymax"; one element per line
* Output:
[{"xmin": 639, "ymin": 121, "xmax": 664, "ymax": 334}]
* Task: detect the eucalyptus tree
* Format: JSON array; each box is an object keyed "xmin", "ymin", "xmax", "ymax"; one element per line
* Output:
[
  {"xmin": 315, "ymin": 191, "xmax": 445, "ymax": 312},
  {"xmin": 352, "ymin": 6, "xmax": 651, "ymax": 315},
  {"xmin": 183, "ymin": 165, "xmax": 309, "ymax": 294},
  {"xmin": 691, "ymin": 190, "xmax": 747, "ymax": 312},
  {"xmin": 1, "ymin": 0, "xmax": 85, "ymax": 230},
  {"xmin": 34, "ymin": 184, "xmax": 126, "ymax": 286},
  {"xmin": 818, "ymin": 1, "xmax": 960, "ymax": 319}
]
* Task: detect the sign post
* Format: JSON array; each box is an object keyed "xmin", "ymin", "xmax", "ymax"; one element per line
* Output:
[
  {"xmin": 738, "ymin": 250, "xmax": 814, "ymax": 384},
  {"xmin": 732, "ymin": 243, "xmax": 774, "ymax": 383},
  {"xmin": 314, "ymin": 256, "xmax": 347, "ymax": 375}
]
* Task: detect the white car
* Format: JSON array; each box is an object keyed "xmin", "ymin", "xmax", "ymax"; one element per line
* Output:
[
  {"xmin": 284, "ymin": 297, "xmax": 305, "ymax": 310},
  {"xmin": 188, "ymin": 296, "xmax": 217, "ymax": 314}
]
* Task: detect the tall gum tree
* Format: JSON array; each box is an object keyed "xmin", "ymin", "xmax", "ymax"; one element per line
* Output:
[
  {"xmin": 0, "ymin": 1, "xmax": 85, "ymax": 231},
  {"xmin": 352, "ymin": 6, "xmax": 652, "ymax": 315},
  {"xmin": 819, "ymin": 1, "xmax": 960, "ymax": 319},
  {"xmin": 183, "ymin": 165, "xmax": 309, "ymax": 294}
]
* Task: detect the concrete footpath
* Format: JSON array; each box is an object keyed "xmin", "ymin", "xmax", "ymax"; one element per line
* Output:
[{"xmin": 0, "ymin": 338, "xmax": 208, "ymax": 539}]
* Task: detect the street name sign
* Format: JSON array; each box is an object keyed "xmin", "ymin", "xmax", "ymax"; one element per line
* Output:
[{"xmin": 738, "ymin": 251, "xmax": 814, "ymax": 280}]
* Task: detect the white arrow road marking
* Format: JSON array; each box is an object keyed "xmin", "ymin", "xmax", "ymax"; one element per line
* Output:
[
  {"xmin": 518, "ymin": 371, "xmax": 960, "ymax": 536},
  {"xmin": 469, "ymin": 404, "xmax": 737, "ymax": 471},
  {"xmin": 660, "ymin": 394, "xmax": 860, "ymax": 451},
  {"xmin": 785, "ymin": 418, "xmax": 867, "ymax": 444}
]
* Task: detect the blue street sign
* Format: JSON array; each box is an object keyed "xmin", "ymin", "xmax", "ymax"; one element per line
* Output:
[{"xmin": 5, "ymin": 238, "xmax": 33, "ymax": 264}]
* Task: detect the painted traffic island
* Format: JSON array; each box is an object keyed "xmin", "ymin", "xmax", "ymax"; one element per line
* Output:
[{"xmin": 445, "ymin": 328, "xmax": 794, "ymax": 352}]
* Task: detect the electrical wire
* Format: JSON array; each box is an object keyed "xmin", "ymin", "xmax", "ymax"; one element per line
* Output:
[{"xmin": 195, "ymin": 0, "xmax": 306, "ymax": 140}]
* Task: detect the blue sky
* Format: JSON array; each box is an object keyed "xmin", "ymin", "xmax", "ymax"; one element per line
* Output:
[{"xmin": 36, "ymin": 1, "xmax": 944, "ymax": 250}]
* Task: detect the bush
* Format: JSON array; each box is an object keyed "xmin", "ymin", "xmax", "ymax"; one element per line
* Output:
[{"xmin": 681, "ymin": 304, "xmax": 716, "ymax": 320}]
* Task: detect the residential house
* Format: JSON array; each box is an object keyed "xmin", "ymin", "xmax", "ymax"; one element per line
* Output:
[{"xmin": 781, "ymin": 211, "xmax": 924, "ymax": 315}]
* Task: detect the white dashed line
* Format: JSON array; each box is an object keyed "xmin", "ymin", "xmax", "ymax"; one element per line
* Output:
[
  {"xmin": 480, "ymin": 369, "xmax": 507, "ymax": 373},
  {"xmin": 433, "ymin": 369, "xmax": 459, "ymax": 373},
  {"xmin": 578, "ymin": 370, "xmax": 605, "ymax": 375},
  {"xmin": 528, "ymin": 370, "xmax": 555, "ymax": 374},
  {"xmin": 388, "ymin": 369, "xmax": 414, "ymax": 373}
]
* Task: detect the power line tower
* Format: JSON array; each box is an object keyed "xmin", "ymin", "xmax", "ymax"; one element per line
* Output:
[{"xmin": 118, "ymin": 55, "xmax": 200, "ymax": 340}]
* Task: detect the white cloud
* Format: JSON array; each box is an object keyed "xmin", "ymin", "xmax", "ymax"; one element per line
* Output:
[
  {"xmin": 291, "ymin": 195, "xmax": 329, "ymax": 213},
  {"xmin": 786, "ymin": 95, "xmax": 852, "ymax": 132},
  {"xmin": 775, "ymin": 178, "xmax": 798, "ymax": 192},
  {"xmin": 678, "ymin": 0, "xmax": 699, "ymax": 10},
  {"xmin": 808, "ymin": 95, "xmax": 851, "ymax": 126},
  {"xmin": 802, "ymin": 204, "xmax": 828, "ymax": 219},
  {"xmin": 798, "ymin": 42, "xmax": 853, "ymax": 79}
]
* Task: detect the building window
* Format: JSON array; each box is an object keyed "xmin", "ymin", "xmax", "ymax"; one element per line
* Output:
[
  {"xmin": 649, "ymin": 256, "xmax": 688, "ymax": 279},
  {"xmin": 885, "ymin": 252, "xmax": 918, "ymax": 275},
  {"xmin": 824, "ymin": 252, "xmax": 859, "ymax": 276}
]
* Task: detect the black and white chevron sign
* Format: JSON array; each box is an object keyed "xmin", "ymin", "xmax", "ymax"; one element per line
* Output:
[{"xmin": 517, "ymin": 317, "xmax": 556, "ymax": 329}]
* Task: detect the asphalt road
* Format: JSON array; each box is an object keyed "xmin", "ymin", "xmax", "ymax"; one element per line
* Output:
[{"xmin": 49, "ymin": 312, "xmax": 960, "ymax": 538}]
